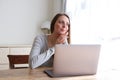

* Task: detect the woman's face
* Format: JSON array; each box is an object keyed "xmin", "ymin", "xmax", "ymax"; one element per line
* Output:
[{"xmin": 54, "ymin": 15, "xmax": 69, "ymax": 35}]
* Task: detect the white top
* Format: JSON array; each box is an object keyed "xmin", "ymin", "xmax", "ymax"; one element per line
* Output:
[{"xmin": 29, "ymin": 34, "xmax": 68, "ymax": 69}]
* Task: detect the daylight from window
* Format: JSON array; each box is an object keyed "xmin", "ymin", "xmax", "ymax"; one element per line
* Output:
[{"xmin": 66, "ymin": 0, "xmax": 120, "ymax": 71}]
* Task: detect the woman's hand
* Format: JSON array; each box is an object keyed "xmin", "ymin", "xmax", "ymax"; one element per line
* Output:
[{"xmin": 56, "ymin": 32, "xmax": 68, "ymax": 44}]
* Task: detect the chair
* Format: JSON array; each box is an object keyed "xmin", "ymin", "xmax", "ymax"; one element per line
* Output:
[{"xmin": 7, "ymin": 55, "xmax": 29, "ymax": 69}]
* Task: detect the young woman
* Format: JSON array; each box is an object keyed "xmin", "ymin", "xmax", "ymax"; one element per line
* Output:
[{"xmin": 29, "ymin": 13, "xmax": 70, "ymax": 69}]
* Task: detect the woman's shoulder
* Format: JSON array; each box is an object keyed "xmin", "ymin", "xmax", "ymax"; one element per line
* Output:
[
  {"xmin": 35, "ymin": 34, "xmax": 48, "ymax": 40},
  {"xmin": 36, "ymin": 34, "xmax": 45, "ymax": 37}
]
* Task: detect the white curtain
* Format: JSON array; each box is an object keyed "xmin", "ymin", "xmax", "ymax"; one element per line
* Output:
[
  {"xmin": 53, "ymin": 0, "xmax": 66, "ymax": 16},
  {"xmin": 65, "ymin": 0, "xmax": 120, "ymax": 44},
  {"xmin": 65, "ymin": 0, "xmax": 120, "ymax": 71}
]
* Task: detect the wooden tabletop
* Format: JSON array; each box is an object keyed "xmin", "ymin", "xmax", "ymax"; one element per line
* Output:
[{"xmin": 0, "ymin": 67, "xmax": 120, "ymax": 80}]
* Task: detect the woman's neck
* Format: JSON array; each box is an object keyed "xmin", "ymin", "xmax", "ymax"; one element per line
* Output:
[{"xmin": 47, "ymin": 33, "xmax": 59, "ymax": 48}]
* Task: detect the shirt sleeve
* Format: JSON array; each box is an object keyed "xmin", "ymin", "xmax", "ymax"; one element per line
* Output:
[{"xmin": 29, "ymin": 35, "xmax": 55, "ymax": 69}]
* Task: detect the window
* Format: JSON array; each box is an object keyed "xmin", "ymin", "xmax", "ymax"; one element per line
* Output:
[{"xmin": 65, "ymin": 0, "xmax": 120, "ymax": 71}]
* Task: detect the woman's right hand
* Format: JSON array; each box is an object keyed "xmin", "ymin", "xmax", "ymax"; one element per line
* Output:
[{"xmin": 56, "ymin": 32, "xmax": 68, "ymax": 44}]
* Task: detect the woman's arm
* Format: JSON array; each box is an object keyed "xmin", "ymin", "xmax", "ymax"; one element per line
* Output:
[{"xmin": 29, "ymin": 35, "xmax": 55, "ymax": 69}]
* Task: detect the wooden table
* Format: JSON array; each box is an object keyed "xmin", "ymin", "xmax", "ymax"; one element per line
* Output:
[{"xmin": 0, "ymin": 67, "xmax": 120, "ymax": 80}]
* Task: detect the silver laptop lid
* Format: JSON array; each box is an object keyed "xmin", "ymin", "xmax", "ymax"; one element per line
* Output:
[{"xmin": 53, "ymin": 44, "xmax": 101, "ymax": 76}]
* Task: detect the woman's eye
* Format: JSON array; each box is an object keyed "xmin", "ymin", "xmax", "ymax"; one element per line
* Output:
[
  {"xmin": 66, "ymin": 23, "xmax": 70, "ymax": 26},
  {"xmin": 58, "ymin": 20, "xmax": 69, "ymax": 26},
  {"xmin": 59, "ymin": 21, "xmax": 64, "ymax": 24}
]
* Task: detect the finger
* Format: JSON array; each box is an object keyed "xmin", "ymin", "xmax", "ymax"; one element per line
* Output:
[
  {"xmin": 56, "ymin": 37, "xmax": 66, "ymax": 44},
  {"xmin": 66, "ymin": 32, "xmax": 68, "ymax": 36}
]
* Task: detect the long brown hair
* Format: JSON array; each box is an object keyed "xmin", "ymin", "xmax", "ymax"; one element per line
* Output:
[{"xmin": 50, "ymin": 13, "xmax": 71, "ymax": 43}]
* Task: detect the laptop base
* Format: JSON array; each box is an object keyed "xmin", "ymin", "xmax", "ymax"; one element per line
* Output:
[
  {"xmin": 44, "ymin": 70, "xmax": 60, "ymax": 77},
  {"xmin": 44, "ymin": 69, "xmax": 94, "ymax": 77}
]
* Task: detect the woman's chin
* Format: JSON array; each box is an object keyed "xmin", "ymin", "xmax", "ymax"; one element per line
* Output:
[{"xmin": 58, "ymin": 33, "xmax": 65, "ymax": 35}]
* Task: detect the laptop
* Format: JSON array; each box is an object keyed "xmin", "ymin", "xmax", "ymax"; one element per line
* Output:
[{"xmin": 44, "ymin": 44, "xmax": 101, "ymax": 77}]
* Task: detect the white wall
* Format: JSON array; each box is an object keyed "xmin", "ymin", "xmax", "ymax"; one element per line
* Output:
[{"xmin": 0, "ymin": 0, "xmax": 53, "ymax": 45}]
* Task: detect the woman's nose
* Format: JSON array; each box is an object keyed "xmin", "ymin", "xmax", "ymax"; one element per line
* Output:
[
  {"xmin": 62, "ymin": 23, "xmax": 66, "ymax": 28},
  {"xmin": 62, "ymin": 25, "xmax": 66, "ymax": 28}
]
